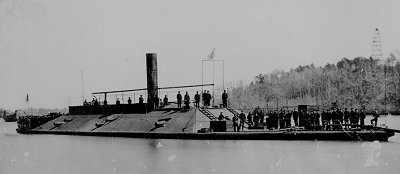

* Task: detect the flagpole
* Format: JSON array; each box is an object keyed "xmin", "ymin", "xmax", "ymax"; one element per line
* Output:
[
  {"xmin": 222, "ymin": 60, "xmax": 224, "ymax": 90},
  {"xmin": 81, "ymin": 70, "xmax": 85, "ymax": 103},
  {"xmin": 212, "ymin": 60, "xmax": 215, "ymax": 107},
  {"xmin": 201, "ymin": 60, "xmax": 204, "ymax": 98}
]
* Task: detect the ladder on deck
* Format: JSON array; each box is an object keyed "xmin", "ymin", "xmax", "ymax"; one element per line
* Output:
[
  {"xmin": 227, "ymin": 107, "xmax": 249, "ymax": 126},
  {"xmin": 227, "ymin": 107, "xmax": 239, "ymax": 117},
  {"xmin": 199, "ymin": 108, "xmax": 217, "ymax": 120}
]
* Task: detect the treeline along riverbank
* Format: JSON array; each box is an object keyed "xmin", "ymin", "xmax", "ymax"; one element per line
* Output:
[{"xmin": 229, "ymin": 56, "xmax": 400, "ymax": 114}]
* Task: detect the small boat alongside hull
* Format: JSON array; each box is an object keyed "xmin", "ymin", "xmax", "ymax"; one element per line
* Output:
[{"xmin": 3, "ymin": 113, "xmax": 17, "ymax": 122}]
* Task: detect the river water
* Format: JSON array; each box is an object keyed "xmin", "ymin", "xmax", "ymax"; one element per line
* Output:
[{"xmin": 0, "ymin": 116, "xmax": 399, "ymax": 174}]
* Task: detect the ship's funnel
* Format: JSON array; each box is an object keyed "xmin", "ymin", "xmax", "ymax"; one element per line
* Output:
[{"xmin": 146, "ymin": 53, "xmax": 158, "ymax": 111}]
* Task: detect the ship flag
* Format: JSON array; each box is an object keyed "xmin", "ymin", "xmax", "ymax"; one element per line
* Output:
[{"xmin": 208, "ymin": 48, "xmax": 215, "ymax": 60}]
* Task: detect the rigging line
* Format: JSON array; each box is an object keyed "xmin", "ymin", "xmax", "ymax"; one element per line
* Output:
[{"xmin": 182, "ymin": 110, "xmax": 197, "ymax": 132}]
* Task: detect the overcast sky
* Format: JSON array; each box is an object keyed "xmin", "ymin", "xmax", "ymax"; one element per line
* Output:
[{"xmin": 1, "ymin": 0, "xmax": 400, "ymax": 110}]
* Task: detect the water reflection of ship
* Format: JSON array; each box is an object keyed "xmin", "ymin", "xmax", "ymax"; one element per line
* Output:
[{"xmin": 16, "ymin": 53, "xmax": 400, "ymax": 141}]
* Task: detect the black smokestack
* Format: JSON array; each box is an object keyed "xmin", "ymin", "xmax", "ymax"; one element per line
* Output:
[{"xmin": 146, "ymin": 53, "xmax": 158, "ymax": 111}]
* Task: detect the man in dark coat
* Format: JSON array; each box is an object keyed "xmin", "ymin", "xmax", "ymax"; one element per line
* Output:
[
  {"xmin": 163, "ymin": 95, "xmax": 168, "ymax": 106},
  {"xmin": 154, "ymin": 96, "xmax": 159, "ymax": 109},
  {"xmin": 184, "ymin": 92, "xmax": 190, "ymax": 109},
  {"xmin": 206, "ymin": 91, "xmax": 211, "ymax": 107},
  {"xmin": 239, "ymin": 111, "xmax": 246, "ymax": 131},
  {"xmin": 298, "ymin": 110, "xmax": 304, "ymax": 127},
  {"xmin": 278, "ymin": 110, "xmax": 285, "ymax": 129},
  {"xmin": 321, "ymin": 109, "xmax": 328, "ymax": 129},
  {"xmin": 177, "ymin": 91, "xmax": 182, "ymax": 108},
  {"xmin": 103, "ymin": 99, "xmax": 108, "ymax": 105},
  {"xmin": 371, "ymin": 109, "xmax": 380, "ymax": 127},
  {"xmin": 324, "ymin": 109, "xmax": 332, "ymax": 130},
  {"xmin": 285, "ymin": 110, "xmax": 292, "ymax": 128},
  {"xmin": 271, "ymin": 110, "xmax": 277, "ymax": 128},
  {"xmin": 218, "ymin": 112, "xmax": 225, "ymax": 121},
  {"xmin": 139, "ymin": 95, "xmax": 144, "ymax": 104},
  {"xmin": 359, "ymin": 109, "xmax": 366, "ymax": 126},
  {"xmin": 232, "ymin": 115, "xmax": 239, "ymax": 132},
  {"xmin": 222, "ymin": 90, "xmax": 228, "ymax": 108},
  {"xmin": 202, "ymin": 90, "xmax": 207, "ymax": 107},
  {"xmin": 344, "ymin": 108, "xmax": 350, "ymax": 129},
  {"xmin": 332, "ymin": 108, "xmax": 341, "ymax": 130},
  {"xmin": 349, "ymin": 108, "xmax": 358, "ymax": 127},
  {"xmin": 253, "ymin": 110, "xmax": 259, "ymax": 127},
  {"xmin": 292, "ymin": 108, "xmax": 299, "ymax": 127},
  {"xmin": 247, "ymin": 111, "xmax": 253, "ymax": 127},
  {"xmin": 127, "ymin": 97, "xmax": 132, "ymax": 105},
  {"xmin": 314, "ymin": 110, "xmax": 321, "ymax": 127},
  {"xmin": 194, "ymin": 91, "xmax": 200, "ymax": 108}
]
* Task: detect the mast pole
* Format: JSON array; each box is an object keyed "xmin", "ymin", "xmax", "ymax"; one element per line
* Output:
[
  {"xmin": 212, "ymin": 60, "xmax": 215, "ymax": 106},
  {"xmin": 201, "ymin": 60, "xmax": 204, "ymax": 98},
  {"xmin": 81, "ymin": 70, "xmax": 84, "ymax": 103}
]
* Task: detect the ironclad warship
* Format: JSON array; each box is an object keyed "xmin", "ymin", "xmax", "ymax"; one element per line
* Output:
[{"xmin": 16, "ymin": 53, "xmax": 399, "ymax": 141}]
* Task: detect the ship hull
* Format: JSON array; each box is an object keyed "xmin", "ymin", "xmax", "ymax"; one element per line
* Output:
[
  {"xmin": 17, "ymin": 129, "xmax": 394, "ymax": 141},
  {"xmin": 16, "ymin": 108, "xmax": 396, "ymax": 141}
]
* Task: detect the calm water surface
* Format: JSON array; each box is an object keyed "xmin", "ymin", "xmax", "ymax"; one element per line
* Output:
[{"xmin": 1, "ymin": 116, "xmax": 400, "ymax": 174}]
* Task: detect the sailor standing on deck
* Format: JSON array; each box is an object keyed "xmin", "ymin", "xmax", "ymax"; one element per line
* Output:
[
  {"xmin": 202, "ymin": 90, "xmax": 207, "ymax": 107},
  {"xmin": 338, "ymin": 108, "xmax": 344, "ymax": 128},
  {"xmin": 218, "ymin": 112, "xmax": 225, "ymax": 121},
  {"xmin": 332, "ymin": 108, "xmax": 340, "ymax": 130},
  {"xmin": 177, "ymin": 91, "xmax": 182, "ymax": 108},
  {"xmin": 163, "ymin": 95, "xmax": 168, "ymax": 106},
  {"xmin": 94, "ymin": 98, "xmax": 99, "ymax": 106},
  {"xmin": 321, "ymin": 109, "xmax": 328, "ymax": 129},
  {"xmin": 154, "ymin": 96, "xmax": 159, "ymax": 109},
  {"xmin": 323, "ymin": 109, "xmax": 332, "ymax": 130},
  {"xmin": 139, "ymin": 95, "xmax": 144, "ymax": 104},
  {"xmin": 344, "ymin": 108, "xmax": 350, "ymax": 129},
  {"xmin": 103, "ymin": 99, "xmax": 108, "ymax": 105},
  {"xmin": 371, "ymin": 109, "xmax": 380, "ymax": 127},
  {"xmin": 285, "ymin": 110, "xmax": 292, "ymax": 128},
  {"xmin": 232, "ymin": 115, "xmax": 239, "ymax": 132},
  {"xmin": 359, "ymin": 109, "xmax": 366, "ymax": 126},
  {"xmin": 273, "ymin": 110, "xmax": 279, "ymax": 129},
  {"xmin": 293, "ymin": 108, "xmax": 299, "ymax": 127},
  {"xmin": 349, "ymin": 108, "xmax": 358, "ymax": 127},
  {"xmin": 247, "ymin": 111, "xmax": 253, "ymax": 127},
  {"xmin": 222, "ymin": 90, "xmax": 228, "ymax": 108},
  {"xmin": 253, "ymin": 110, "xmax": 259, "ymax": 127},
  {"xmin": 184, "ymin": 92, "xmax": 190, "ymax": 109},
  {"xmin": 239, "ymin": 111, "xmax": 246, "ymax": 131},
  {"xmin": 127, "ymin": 97, "xmax": 132, "ymax": 104},
  {"xmin": 206, "ymin": 91, "xmax": 211, "ymax": 107},
  {"xmin": 278, "ymin": 110, "xmax": 285, "ymax": 129},
  {"xmin": 314, "ymin": 110, "xmax": 321, "ymax": 127},
  {"xmin": 194, "ymin": 91, "xmax": 200, "ymax": 108}
]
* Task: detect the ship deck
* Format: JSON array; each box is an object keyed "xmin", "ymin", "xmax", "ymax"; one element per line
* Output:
[{"xmin": 17, "ymin": 107, "xmax": 395, "ymax": 141}]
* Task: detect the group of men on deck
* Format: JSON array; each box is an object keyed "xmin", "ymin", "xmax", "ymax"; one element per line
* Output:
[
  {"xmin": 84, "ymin": 89, "xmax": 231, "ymax": 111},
  {"xmin": 175, "ymin": 90, "xmax": 228, "ymax": 109},
  {"xmin": 176, "ymin": 91, "xmax": 191, "ymax": 109},
  {"xmin": 238, "ymin": 107, "xmax": 380, "ymax": 130}
]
